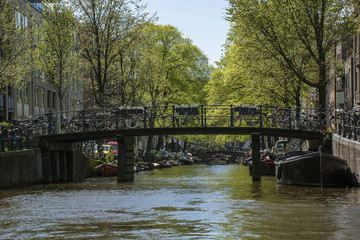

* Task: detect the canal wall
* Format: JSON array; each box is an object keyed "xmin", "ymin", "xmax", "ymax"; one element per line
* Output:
[
  {"xmin": 0, "ymin": 146, "xmax": 95, "ymax": 189},
  {"xmin": 332, "ymin": 133, "xmax": 360, "ymax": 177},
  {"xmin": 0, "ymin": 149, "xmax": 43, "ymax": 189}
]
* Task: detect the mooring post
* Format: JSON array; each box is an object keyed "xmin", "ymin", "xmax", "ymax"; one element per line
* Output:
[
  {"xmin": 251, "ymin": 132, "xmax": 261, "ymax": 181},
  {"xmin": 117, "ymin": 135, "xmax": 135, "ymax": 182}
]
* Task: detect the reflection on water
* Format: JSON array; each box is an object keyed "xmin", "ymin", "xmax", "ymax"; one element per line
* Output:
[{"xmin": 1, "ymin": 165, "xmax": 360, "ymax": 239}]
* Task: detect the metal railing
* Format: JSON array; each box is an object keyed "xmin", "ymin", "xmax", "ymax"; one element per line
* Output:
[{"xmin": 0, "ymin": 104, "xmax": 345, "ymax": 152}]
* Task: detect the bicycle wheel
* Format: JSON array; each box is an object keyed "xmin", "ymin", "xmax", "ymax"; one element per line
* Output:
[
  {"xmin": 183, "ymin": 115, "xmax": 200, "ymax": 127},
  {"xmin": 246, "ymin": 114, "xmax": 263, "ymax": 127},
  {"xmin": 264, "ymin": 114, "xmax": 280, "ymax": 128},
  {"xmin": 125, "ymin": 116, "xmax": 139, "ymax": 128},
  {"xmin": 157, "ymin": 113, "xmax": 172, "ymax": 128},
  {"xmin": 91, "ymin": 115, "xmax": 107, "ymax": 130},
  {"xmin": 69, "ymin": 117, "xmax": 82, "ymax": 132}
]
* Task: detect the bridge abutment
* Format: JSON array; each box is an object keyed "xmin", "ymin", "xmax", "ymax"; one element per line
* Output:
[
  {"xmin": 117, "ymin": 135, "xmax": 135, "ymax": 182},
  {"xmin": 37, "ymin": 141, "xmax": 92, "ymax": 184},
  {"xmin": 251, "ymin": 133, "xmax": 261, "ymax": 181}
]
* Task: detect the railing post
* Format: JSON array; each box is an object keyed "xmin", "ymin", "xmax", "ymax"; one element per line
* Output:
[
  {"xmin": 143, "ymin": 106, "xmax": 147, "ymax": 129},
  {"xmin": 114, "ymin": 107, "xmax": 119, "ymax": 129},
  {"xmin": 47, "ymin": 110, "xmax": 53, "ymax": 135},
  {"xmin": 342, "ymin": 112, "xmax": 347, "ymax": 138},
  {"xmin": 172, "ymin": 105, "xmax": 176, "ymax": 128},
  {"xmin": 10, "ymin": 126, "xmax": 14, "ymax": 150},
  {"xmin": 201, "ymin": 105, "xmax": 204, "ymax": 127},
  {"xmin": 353, "ymin": 111, "xmax": 358, "ymax": 141},
  {"xmin": 318, "ymin": 106, "xmax": 322, "ymax": 131},
  {"xmin": 19, "ymin": 126, "xmax": 23, "ymax": 150},
  {"xmin": 204, "ymin": 107, "xmax": 207, "ymax": 127},
  {"xmin": 288, "ymin": 106, "xmax": 292, "ymax": 129},
  {"xmin": 25, "ymin": 125, "xmax": 29, "ymax": 149},
  {"xmin": 259, "ymin": 105, "xmax": 263, "ymax": 128},
  {"xmin": 348, "ymin": 111, "xmax": 352, "ymax": 139},
  {"xmin": 336, "ymin": 112, "xmax": 342, "ymax": 136},
  {"xmin": 81, "ymin": 109, "xmax": 86, "ymax": 132},
  {"xmin": 0, "ymin": 126, "xmax": 5, "ymax": 152},
  {"xmin": 230, "ymin": 104, "xmax": 234, "ymax": 128}
]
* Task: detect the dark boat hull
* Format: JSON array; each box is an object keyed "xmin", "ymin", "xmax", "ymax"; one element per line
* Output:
[
  {"xmin": 207, "ymin": 157, "xmax": 229, "ymax": 165},
  {"xmin": 275, "ymin": 151, "xmax": 354, "ymax": 187},
  {"xmin": 94, "ymin": 163, "xmax": 118, "ymax": 177},
  {"xmin": 261, "ymin": 159, "xmax": 275, "ymax": 175}
]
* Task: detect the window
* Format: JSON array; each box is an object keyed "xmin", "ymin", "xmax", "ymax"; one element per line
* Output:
[
  {"xmin": 35, "ymin": 87, "xmax": 39, "ymax": 107},
  {"xmin": 24, "ymin": 84, "xmax": 29, "ymax": 104},
  {"xmin": 17, "ymin": 89, "xmax": 22, "ymax": 103},
  {"xmin": 52, "ymin": 92, "xmax": 56, "ymax": 109},
  {"xmin": 15, "ymin": 11, "xmax": 21, "ymax": 28},
  {"xmin": 41, "ymin": 89, "xmax": 45, "ymax": 108}
]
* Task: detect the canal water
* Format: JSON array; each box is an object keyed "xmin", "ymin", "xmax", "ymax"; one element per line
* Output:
[{"xmin": 1, "ymin": 165, "xmax": 360, "ymax": 239}]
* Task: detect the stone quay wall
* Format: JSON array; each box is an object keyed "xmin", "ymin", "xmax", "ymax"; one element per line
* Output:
[
  {"xmin": 332, "ymin": 133, "xmax": 360, "ymax": 177},
  {"xmin": 0, "ymin": 149, "xmax": 43, "ymax": 189},
  {"xmin": 0, "ymin": 147, "xmax": 94, "ymax": 189}
]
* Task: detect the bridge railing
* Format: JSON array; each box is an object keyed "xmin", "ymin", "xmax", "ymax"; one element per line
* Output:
[{"xmin": 0, "ymin": 104, "xmax": 347, "ymax": 152}]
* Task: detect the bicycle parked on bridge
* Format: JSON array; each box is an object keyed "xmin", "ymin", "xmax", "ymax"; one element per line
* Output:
[
  {"xmin": 264, "ymin": 107, "xmax": 294, "ymax": 129},
  {"xmin": 299, "ymin": 108, "xmax": 338, "ymax": 132},
  {"xmin": 228, "ymin": 107, "xmax": 262, "ymax": 127},
  {"xmin": 157, "ymin": 107, "xmax": 200, "ymax": 128}
]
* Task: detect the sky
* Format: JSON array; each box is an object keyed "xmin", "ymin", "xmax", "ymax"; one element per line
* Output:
[{"xmin": 141, "ymin": 0, "xmax": 230, "ymax": 65}]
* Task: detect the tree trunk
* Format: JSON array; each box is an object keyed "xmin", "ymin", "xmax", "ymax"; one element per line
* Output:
[
  {"xmin": 182, "ymin": 138, "xmax": 187, "ymax": 153},
  {"xmin": 147, "ymin": 135, "xmax": 153, "ymax": 152},
  {"xmin": 156, "ymin": 135, "xmax": 163, "ymax": 151}
]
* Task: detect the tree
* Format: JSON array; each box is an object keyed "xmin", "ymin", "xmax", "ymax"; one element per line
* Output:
[
  {"xmin": 139, "ymin": 24, "xmax": 210, "ymax": 107},
  {"xmin": 35, "ymin": 0, "xmax": 80, "ymax": 112},
  {"xmin": 227, "ymin": 0, "xmax": 356, "ymax": 108},
  {"xmin": 72, "ymin": 0, "xmax": 150, "ymax": 107},
  {"xmin": 137, "ymin": 23, "xmax": 211, "ymax": 151},
  {"xmin": 0, "ymin": 0, "xmax": 30, "ymax": 91}
]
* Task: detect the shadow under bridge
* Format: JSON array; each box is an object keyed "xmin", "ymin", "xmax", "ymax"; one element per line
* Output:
[{"xmin": 38, "ymin": 126, "xmax": 325, "ymax": 182}]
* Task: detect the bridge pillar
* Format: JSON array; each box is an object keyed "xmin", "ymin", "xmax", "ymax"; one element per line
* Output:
[
  {"xmin": 50, "ymin": 151, "xmax": 60, "ymax": 182},
  {"xmin": 117, "ymin": 135, "xmax": 135, "ymax": 182},
  {"xmin": 59, "ymin": 151, "xmax": 67, "ymax": 182},
  {"xmin": 251, "ymin": 133, "xmax": 261, "ymax": 181},
  {"xmin": 66, "ymin": 151, "xmax": 74, "ymax": 182},
  {"xmin": 41, "ymin": 148, "xmax": 52, "ymax": 183}
]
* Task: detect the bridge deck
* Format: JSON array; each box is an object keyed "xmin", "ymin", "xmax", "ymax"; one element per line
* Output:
[{"xmin": 39, "ymin": 127, "xmax": 324, "ymax": 143}]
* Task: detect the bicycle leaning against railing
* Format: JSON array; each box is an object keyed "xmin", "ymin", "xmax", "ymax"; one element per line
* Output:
[{"xmin": 157, "ymin": 106, "xmax": 200, "ymax": 128}]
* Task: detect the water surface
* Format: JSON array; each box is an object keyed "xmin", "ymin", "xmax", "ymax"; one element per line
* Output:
[{"xmin": 1, "ymin": 165, "xmax": 359, "ymax": 239}]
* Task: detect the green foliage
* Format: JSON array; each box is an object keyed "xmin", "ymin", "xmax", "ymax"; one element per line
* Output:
[
  {"xmin": 138, "ymin": 23, "xmax": 211, "ymax": 107},
  {"xmin": 35, "ymin": 0, "xmax": 80, "ymax": 111},
  {"xmin": 225, "ymin": 0, "xmax": 356, "ymax": 108},
  {"xmin": 73, "ymin": 0, "xmax": 150, "ymax": 107},
  {"xmin": 0, "ymin": 0, "xmax": 32, "ymax": 91}
]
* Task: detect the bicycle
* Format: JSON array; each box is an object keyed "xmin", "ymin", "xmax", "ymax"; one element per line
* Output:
[
  {"xmin": 228, "ymin": 107, "xmax": 262, "ymax": 127},
  {"xmin": 264, "ymin": 107, "xmax": 293, "ymax": 129},
  {"xmin": 119, "ymin": 108, "xmax": 144, "ymax": 129},
  {"xmin": 300, "ymin": 108, "xmax": 338, "ymax": 131},
  {"xmin": 157, "ymin": 107, "xmax": 200, "ymax": 128},
  {"xmin": 67, "ymin": 110, "xmax": 92, "ymax": 132}
]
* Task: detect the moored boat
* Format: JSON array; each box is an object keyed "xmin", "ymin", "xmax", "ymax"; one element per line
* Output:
[
  {"xmin": 207, "ymin": 156, "xmax": 229, "ymax": 165},
  {"xmin": 275, "ymin": 150, "xmax": 359, "ymax": 187},
  {"xmin": 179, "ymin": 158, "xmax": 194, "ymax": 165},
  {"xmin": 94, "ymin": 162, "xmax": 118, "ymax": 177}
]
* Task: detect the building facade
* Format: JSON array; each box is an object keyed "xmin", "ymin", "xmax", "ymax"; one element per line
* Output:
[
  {"xmin": 0, "ymin": 0, "xmax": 83, "ymax": 122},
  {"xmin": 332, "ymin": 35, "xmax": 360, "ymax": 111}
]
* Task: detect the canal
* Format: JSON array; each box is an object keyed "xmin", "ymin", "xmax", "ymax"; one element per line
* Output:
[{"xmin": 1, "ymin": 164, "xmax": 360, "ymax": 239}]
